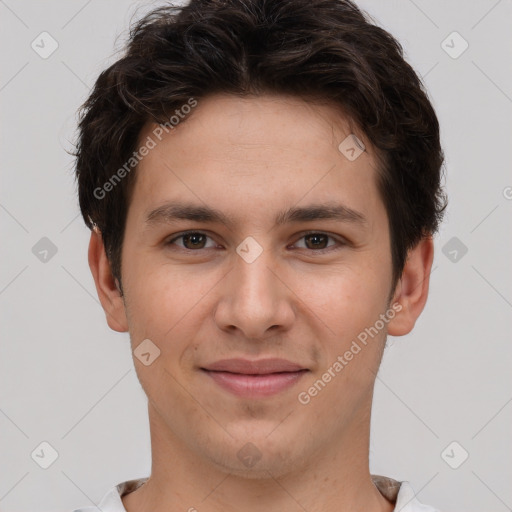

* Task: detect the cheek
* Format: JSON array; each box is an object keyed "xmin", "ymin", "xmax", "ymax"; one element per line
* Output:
[
  {"xmin": 123, "ymin": 268, "xmax": 205, "ymax": 399},
  {"xmin": 123, "ymin": 259, "xmax": 218, "ymax": 348},
  {"xmin": 296, "ymin": 262, "xmax": 390, "ymax": 339},
  {"xmin": 295, "ymin": 268, "xmax": 390, "ymax": 419}
]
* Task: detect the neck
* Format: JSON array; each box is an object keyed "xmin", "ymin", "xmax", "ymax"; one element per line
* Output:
[{"xmin": 122, "ymin": 400, "xmax": 394, "ymax": 512}]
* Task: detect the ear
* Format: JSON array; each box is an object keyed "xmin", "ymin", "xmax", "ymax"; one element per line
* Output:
[
  {"xmin": 387, "ymin": 236, "xmax": 434, "ymax": 336},
  {"xmin": 88, "ymin": 228, "xmax": 129, "ymax": 332}
]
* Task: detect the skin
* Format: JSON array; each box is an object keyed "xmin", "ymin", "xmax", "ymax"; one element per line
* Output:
[{"xmin": 89, "ymin": 93, "xmax": 434, "ymax": 512}]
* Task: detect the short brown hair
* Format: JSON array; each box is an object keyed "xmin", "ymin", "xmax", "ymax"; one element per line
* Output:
[{"xmin": 74, "ymin": 0, "xmax": 446, "ymax": 289}]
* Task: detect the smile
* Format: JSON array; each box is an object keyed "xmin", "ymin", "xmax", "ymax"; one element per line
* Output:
[{"xmin": 201, "ymin": 369, "xmax": 309, "ymax": 398}]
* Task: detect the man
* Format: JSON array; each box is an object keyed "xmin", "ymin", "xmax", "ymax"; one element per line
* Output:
[{"xmin": 72, "ymin": 0, "xmax": 446, "ymax": 510}]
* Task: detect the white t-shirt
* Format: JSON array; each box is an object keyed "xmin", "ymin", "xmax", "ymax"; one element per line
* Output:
[{"xmin": 72, "ymin": 474, "xmax": 441, "ymax": 511}]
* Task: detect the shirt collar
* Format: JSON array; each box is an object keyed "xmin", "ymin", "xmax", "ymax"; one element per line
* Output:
[{"xmin": 115, "ymin": 474, "xmax": 403, "ymax": 503}]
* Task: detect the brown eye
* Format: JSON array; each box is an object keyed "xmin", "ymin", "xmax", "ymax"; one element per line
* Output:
[
  {"xmin": 304, "ymin": 233, "xmax": 329, "ymax": 249},
  {"xmin": 184, "ymin": 233, "xmax": 206, "ymax": 249},
  {"xmin": 294, "ymin": 232, "xmax": 341, "ymax": 251},
  {"xmin": 167, "ymin": 231, "xmax": 216, "ymax": 250}
]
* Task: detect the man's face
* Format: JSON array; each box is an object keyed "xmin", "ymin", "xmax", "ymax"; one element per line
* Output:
[{"xmin": 119, "ymin": 94, "xmax": 395, "ymax": 476}]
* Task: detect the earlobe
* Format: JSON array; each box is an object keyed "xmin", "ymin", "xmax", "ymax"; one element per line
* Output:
[
  {"xmin": 88, "ymin": 229, "xmax": 129, "ymax": 333},
  {"xmin": 387, "ymin": 236, "xmax": 434, "ymax": 337}
]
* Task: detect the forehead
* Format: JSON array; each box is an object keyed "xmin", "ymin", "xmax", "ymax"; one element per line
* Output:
[
  {"xmin": 129, "ymin": 93, "xmax": 384, "ymax": 227},
  {"xmin": 157, "ymin": 93, "xmax": 358, "ymax": 149}
]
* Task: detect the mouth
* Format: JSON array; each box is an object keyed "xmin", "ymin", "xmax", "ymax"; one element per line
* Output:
[{"xmin": 200, "ymin": 358, "xmax": 309, "ymax": 398}]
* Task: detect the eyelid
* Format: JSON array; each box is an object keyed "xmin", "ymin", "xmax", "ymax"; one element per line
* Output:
[
  {"xmin": 166, "ymin": 230, "xmax": 348, "ymax": 252},
  {"xmin": 290, "ymin": 230, "xmax": 348, "ymax": 251},
  {"xmin": 166, "ymin": 230, "xmax": 220, "ymax": 249}
]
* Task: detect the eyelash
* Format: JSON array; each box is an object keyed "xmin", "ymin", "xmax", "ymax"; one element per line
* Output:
[{"xmin": 166, "ymin": 230, "xmax": 347, "ymax": 254}]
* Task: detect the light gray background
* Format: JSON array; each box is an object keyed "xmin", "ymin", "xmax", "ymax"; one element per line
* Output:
[{"xmin": 1, "ymin": 0, "xmax": 511, "ymax": 511}]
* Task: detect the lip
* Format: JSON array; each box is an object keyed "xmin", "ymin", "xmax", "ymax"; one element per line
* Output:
[
  {"xmin": 201, "ymin": 358, "xmax": 309, "ymax": 398},
  {"xmin": 203, "ymin": 358, "xmax": 306, "ymax": 374}
]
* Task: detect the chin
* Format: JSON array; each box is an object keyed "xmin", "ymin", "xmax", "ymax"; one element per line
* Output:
[{"xmin": 202, "ymin": 429, "xmax": 306, "ymax": 479}]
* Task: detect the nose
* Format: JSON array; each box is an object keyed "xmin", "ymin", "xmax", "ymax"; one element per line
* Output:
[{"xmin": 213, "ymin": 245, "xmax": 296, "ymax": 341}]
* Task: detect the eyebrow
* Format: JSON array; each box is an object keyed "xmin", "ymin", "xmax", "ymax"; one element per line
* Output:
[{"xmin": 144, "ymin": 201, "xmax": 367, "ymax": 229}]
